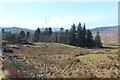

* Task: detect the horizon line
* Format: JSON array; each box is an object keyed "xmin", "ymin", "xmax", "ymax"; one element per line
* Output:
[{"xmin": 0, "ymin": 25, "xmax": 118, "ymax": 30}]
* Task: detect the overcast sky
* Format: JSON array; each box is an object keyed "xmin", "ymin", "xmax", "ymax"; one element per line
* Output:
[{"xmin": 0, "ymin": 2, "xmax": 118, "ymax": 30}]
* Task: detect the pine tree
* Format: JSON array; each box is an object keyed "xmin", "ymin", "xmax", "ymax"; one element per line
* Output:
[
  {"xmin": 26, "ymin": 32, "xmax": 31, "ymax": 42},
  {"xmin": 82, "ymin": 23, "xmax": 87, "ymax": 47},
  {"xmin": 55, "ymin": 32, "xmax": 58, "ymax": 43},
  {"xmin": 2, "ymin": 29, "xmax": 5, "ymax": 33},
  {"xmin": 18, "ymin": 31, "xmax": 26, "ymax": 44},
  {"xmin": 65, "ymin": 30, "xmax": 69, "ymax": 44},
  {"xmin": 95, "ymin": 31, "xmax": 102, "ymax": 47},
  {"xmin": 76, "ymin": 22, "xmax": 83, "ymax": 47},
  {"xmin": 86, "ymin": 30, "xmax": 95, "ymax": 48},
  {"xmin": 12, "ymin": 34, "xmax": 15, "ymax": 41},
  {"xmin": 69, "ymin": 23, "xmax": 76, "ymax": 46},
  {"xmin": 19, "ymin": 31, "xmax": 25, "ymax": 38},
  {"xmin": 44, "ymin": 28, "xmax": 48, "ymax": 35},
  {"xmin": 26, "ymin": 32, "xmax": 30, "ymax": 38},
  {"xmin": 48, "ymin": 27, "xmax": 52, "ymax": 35},
  {"xmin": 34, "ymin": 28, "xmax": 41, "ymax": 42},
  {"xmin": 60, "ymin": 27, "xmax": 64, "ymax": 31},
  {"xmin": 58, "ymin": 27, "xmax": 65, "ymax": 43},
  {"xmin": 2, "ymin": 29, "xmax": 6, "ymax": 40}
]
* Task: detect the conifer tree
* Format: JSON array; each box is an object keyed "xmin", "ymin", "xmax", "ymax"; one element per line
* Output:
[
  {"xmin": 76, "ymin": 22, "xmax": 83, "ymax": 47},
  {"xmin": 64, "ymin": 30, "xmax": 69, "ymax": 44},
  {"xmin": 18, "ymin": 31, "xmax": 26, "ymax": 43},
  {"xmin": 68, "ymin": 23, "xmax": 76, "ymax": 46},
  {"xmin": 95, "ymin": 31, "xmax": 102, "ymax": 47},
  {"xmin": 19, "ymin": 31, "xmax": 25, "ymax": 38},
  {"xmin": 59, "ymin": 27, "xmax": 65, "ymax": 43},
  {"xmin": 34, "ymin": 28, "xmax": 41, "ymax": 42},
  {"xmin": 26, "ymin": 32, "xmax": 31, "ymax": 42},
  {"xmin": 2, "ymin": 29, "xmax": 5, "ymax": 33},
  {"xmin": 48, "ymin": 27, "xmax": 52, "ymax": 35},
  {"xmin": 82, "ymin": 23, "xmax": 87, "ymax": 47},
  {"xmin": 86, "ymin": 30, "xmax": 95, "ymax": 48}
]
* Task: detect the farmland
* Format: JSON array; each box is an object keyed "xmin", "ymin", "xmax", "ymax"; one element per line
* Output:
[{"xmin": 2, "ymin": 42, "xmax": 119, "ymax": 78}]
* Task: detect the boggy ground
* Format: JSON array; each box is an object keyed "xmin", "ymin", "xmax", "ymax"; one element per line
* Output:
[{"xmin": 4, "ymin": 46, "xmax": 119, "ymax": 78}]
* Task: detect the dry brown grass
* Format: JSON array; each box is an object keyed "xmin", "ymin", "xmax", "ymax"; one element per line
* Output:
[
  {"xmin": 2, "ymin": 58, "xmax": 31, "ymax": 79},
  {"xmin": 4, "ymin": 46, "xmax": 118, "ymax": 78}
]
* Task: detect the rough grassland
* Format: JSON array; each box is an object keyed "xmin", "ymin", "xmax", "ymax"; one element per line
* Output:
[
  {"xmin": 4, "ymin": 42, "xmax": 119, "ymax": 78},
  {"xmin": 23, "ymin": 42, "xmax": 81, "ymax": 48},
  {"xmin": 76, "ymin": 54, "xmax": 109, "ymax": 64},
  {"xmin": 7, "ymin": 42, "xmax": 80, "ymax": 48}
]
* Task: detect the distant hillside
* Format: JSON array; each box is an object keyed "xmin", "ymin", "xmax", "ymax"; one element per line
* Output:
[
  {"xmin": 0, "ymin": 27, "xmax": 34, "ymax": 33},
  {"xmin": 90, "ymin": 26, "xmax": 118, "ymax": 32},
  {"xmin": 0, "ymin": 27, "xmax": 61, "ymax": 33},
  {"xmin": 91, "ymin": 26, "xmax": 118, "ymax": 46}
]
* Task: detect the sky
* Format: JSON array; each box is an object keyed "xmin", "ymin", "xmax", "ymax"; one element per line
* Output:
[{"xmin": 0, "ymin": 2, "xmax": 118, "ymax": 30}]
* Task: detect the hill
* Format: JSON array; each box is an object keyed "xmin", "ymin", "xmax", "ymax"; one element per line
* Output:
[
  {"xmin": 91, "ymin": 26, "xmax": 118, "ymax": 46},
  {"xmin": 90, "ymin": 26, "xmax": 118, "ymax": 32},
  {"xmin": 0, "ymin": 27, "xmax": 34, "ymax": 33},
  {"xmin": 0, "ymin": 27, "xmax": 60, "ymax": 33}
]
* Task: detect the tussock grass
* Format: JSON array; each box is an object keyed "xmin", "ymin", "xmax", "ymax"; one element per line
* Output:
[{"xmin": 76, "ymin": 54, "xmax": 109, "ymax": 64}]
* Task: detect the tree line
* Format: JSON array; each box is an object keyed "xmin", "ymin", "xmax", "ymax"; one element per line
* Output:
[{"xmin": 2, "ymin": 22, "xmax": 102, "ymax": 48}]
